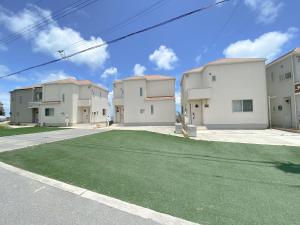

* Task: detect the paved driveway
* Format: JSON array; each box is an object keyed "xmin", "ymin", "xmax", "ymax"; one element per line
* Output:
[
  {"xmin": 194, "ymin": 129, "xmax": 300, "ymax": 146},
  {"xmin": 110, "ymin": 125, "xmax": 300, "ymax": 146},
  {"xmin": 0, "ymin": 167, "xmax": 160, "ymax": 225},
  {"xmin": 0, "ymin": 128, "xmax": 110, "ymax": 152}
]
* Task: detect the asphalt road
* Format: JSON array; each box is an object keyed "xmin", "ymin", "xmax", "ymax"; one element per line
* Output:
[
  {"xmin": 0, "ymin": 167, "xmax": 160, "ymax": 225},
  {"xmin": 0, "ymin": 128, "xmax": 110, "ymax": 152}
]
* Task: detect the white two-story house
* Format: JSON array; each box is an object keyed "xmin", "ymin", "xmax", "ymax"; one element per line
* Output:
[
  {"xmin": 181, "ymin": 58, "xmax": 268, "ymax": 129},
  {"xmin": 10, "ymin": 78, "xmax": 109, "ymax": 126},
  {"xmin": 266, "ymin": 48, "xmax": 300, "ymax": 129},
  {"xmin": 113, "ymin": 75, "xmax": 176, "ymax": 125}
]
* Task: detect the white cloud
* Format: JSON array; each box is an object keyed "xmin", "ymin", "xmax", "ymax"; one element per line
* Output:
[
  {"xmin": 223, "ymin": 28, "xmax": 297, "ymax": 61},
  {"xmin": 0, "ymin": 65, "xmax": 27, "ymax": 82},
  {"xmin": 244, "ymin": 0, "xmax": 283, "ymax": 24},
  {"xmin": 0, "ymin": 5, "xmax": 53, "ymax": 39},
  {"xmin": 101, "ymin": 67, "xmax": 118, "ymax": 78},
  {"xmin": 34, "ymin": 26, "xmax": 109, "ymax": 69},
  {"xmin": 149, "ymin": 45, "xmax": 178, "ymax": 70},
  {"xmin": 133, "ymin": 64, "xmax": 146, "ymax": 76},
  {"xmin": 0, "ymin": 5, "xmax": 109, "ymax": 69},
  {"xmin": 39, "ymin": 70, "xmax": 75, "ymax": 83}
]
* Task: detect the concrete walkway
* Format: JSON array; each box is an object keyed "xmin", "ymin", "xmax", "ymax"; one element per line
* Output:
[
  {"xmin": 0, "ymin": 167, "xmax": 161, "ymax": 225},
  {"xmin": 110, "ymin": 125, "xmax": 300, "ymax": 146},
  {"xmin": 194, "ymin": 129, "xmax": 300, "ymax": 146},
  {"xmin": 0, "ymin": 128, "xmax": 110, "ymax": 152}
]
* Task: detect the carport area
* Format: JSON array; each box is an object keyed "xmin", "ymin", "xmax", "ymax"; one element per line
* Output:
[
  {"xmin": 193, "ymin": 128, "xmax": 300, "ymax": 146},
  {"xmin": 111, "ymin": 125, "xmax": 300, "ymax": 146}
]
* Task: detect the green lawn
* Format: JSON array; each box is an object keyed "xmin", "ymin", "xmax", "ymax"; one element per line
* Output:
[
  {"xmin": 0, "ymin": 125, "xmax": 64, "ymax": 137},
  {"xmin": 0, "ymin": 130, "xmax": 299, "ymax": 225}
]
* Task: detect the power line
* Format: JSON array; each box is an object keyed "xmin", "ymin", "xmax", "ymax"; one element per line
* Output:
[
  {"xmin": 207, "ymin": 0, "xmax": 240, "ymax": 50},
  {"xmin": 0, "ymin": 0, "xmax": 231, "ymax": 79},
  {"xmin": 63, "ymin": 0, "xmax": 171, "ymax": 51},
  {"xmin": 0, "ymin": 0, "xmax": 101, "ymax": 45}
]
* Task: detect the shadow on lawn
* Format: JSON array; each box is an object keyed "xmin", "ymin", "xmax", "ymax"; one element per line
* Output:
[{"xmin": 276, "ymin": 162, "xmax": 300, "ymax": 174}]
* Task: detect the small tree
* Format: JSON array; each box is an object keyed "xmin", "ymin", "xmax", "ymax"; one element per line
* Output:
[{"xmin": 0, "ymin": 101, "xmax": 4, "ymax": 116}]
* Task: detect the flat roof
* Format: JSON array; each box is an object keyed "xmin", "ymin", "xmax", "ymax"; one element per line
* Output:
[
  {"xmin": 184, "ymin": 58, "xmax": 266, "ymax": 74},
  {"xmin": 114, "ymin": 75, "xmax": 175, "ymax": 83}
]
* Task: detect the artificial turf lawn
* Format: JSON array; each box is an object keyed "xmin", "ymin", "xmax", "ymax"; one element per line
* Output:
[
  {"xmin": 0, "ymin": 130, "xmax": 299, "ymax": 225},
  {"xmin": 0, "ymin": 126, "xmax": 64, "ymax": 137}
]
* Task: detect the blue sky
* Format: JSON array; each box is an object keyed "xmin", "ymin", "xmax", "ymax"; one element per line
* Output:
[{"xmin": 0, "ymin": 0, "xmax": 299, "ymax": 114}]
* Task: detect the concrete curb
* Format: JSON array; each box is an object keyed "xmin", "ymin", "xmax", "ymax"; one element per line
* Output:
[{"xmin": 0, "ymin": 162, "xmax": 199, "ymax": 225}]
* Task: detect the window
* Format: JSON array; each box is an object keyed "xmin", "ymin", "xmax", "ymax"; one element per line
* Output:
[
  {"xmin": 45, "ymin": 108, "xmax": 54, "ymax": 116},
  {"xmin": 232, "ymin": 100, "xmax": 253, "ymax": 112},
  {"xmin": 243, "ymin": 100, "xmax": 253, "ymax": 112},
  {"xmin": 102, "ymin": 109, "xmax": 106, "ymax": 116},
  {"xmin": 151, "ymin": 105, "xmax": 154, "ymax": 114},
  {"xmin": 121, "ymin": 88, "xmax": 124, "ymax": 97},
  {"xmin": 278, "ymin": 105, "xmax": 283, "ymax": 111},
  {"xmin": 212, "ymin": 75, "xmax": 216, "ymax": 82},
  {"xmin": 62, "ymin": 94, "xmax": 65, "ymax": 102},
  {"xmin": 195, "ymin": 104, "xmax": 199, "ymax": 108},
  {"xmin": 139, "ymin": 87, "xmax": 143, "ymax": 96},
  {"xmin": 140, "ymin": 109, "xmax": 145, "ymax": 114},
  {"xmin": 19, "ymin": 96, "xmax": 22, "ymax": 104},
  {"xmin": 285, "ymin": 72, "xmax": 292, "ymax": 79}
]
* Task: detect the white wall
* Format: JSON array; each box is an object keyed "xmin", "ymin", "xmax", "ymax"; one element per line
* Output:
[
  {"xmin": 182, "ymin": 61, "xmax": 268, "ymax": 128},
  {"xmin": 203, "ymin": 62, "xmax": 268, "ymax": 128},
  {"xmin": 147, "ymin": 79, "xmax": 174, "ymax": 97},
  {"xmin": 10, "ymin": 89, "xmax": 33, "ymax": 124},
  {"xmin": 116, "ymin": 78, "xmax": 176, "ymax": 125},
  {"xmin": 266, "ymin": 56, "xmax": 298, "ymax": 128}
]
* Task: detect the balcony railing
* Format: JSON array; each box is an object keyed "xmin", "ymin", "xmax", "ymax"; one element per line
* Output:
[
  {"xmin": 187, "ymin": 88, "xmax": 212, "ymax": 100},
  {"xmin": 28, "ymin": 101, "xmax": 41, "ymax": 108},
  {"xmin": 78, "ymin": 99, "xmax": 91, "ymax": 107},
  {"xmin": 113, "ymin": 97, "xmax": 124, "ymax": 106}
]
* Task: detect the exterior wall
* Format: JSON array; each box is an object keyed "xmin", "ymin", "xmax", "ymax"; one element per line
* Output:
[
  {"xmin": 123, "ymin": 79, "xmax": 147, "ymax": 124},
  {"xmin": 114, "ymin": 78, "xmax": 176, "ymax": 125},
  {"xmin": 40, "ymin": 83, "xmax": 76, "ymax": 125},
  {"xmin": 266, "ymin": 54, "xmax": 300, "ymax": 128},
  {"xmin": 10, "ymin": 82, "xmax": 109, "ymax": 126},
  {"xmin": 147, "ymin": 79, "xmax": 175, "ymax": 97},
  {"xmin": 40, "ymin": 84, "xmax": 109, "ymax": 125},
  {"xmin": 10, "ymin": 89, "xmax": 33, "ymax": 124},
  {"xmin": 182, "ymin": 61, "xmax": 268, "ymax": 129}
]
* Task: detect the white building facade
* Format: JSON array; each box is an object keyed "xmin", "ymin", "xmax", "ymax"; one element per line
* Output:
[
  {"xmin": 266, "ymin": 48, "xmax": 300, "ymax": 129},
  {"xmin": 113, "ymin": 75, "xmax": 176, "ymax": 125},
  {"xmin": 181, "ymin": 58, "xmax": 268, "ymax": 129},
  {"xmin": 10, "ymin": 78, "xmax": 109, "ymax": 126}
]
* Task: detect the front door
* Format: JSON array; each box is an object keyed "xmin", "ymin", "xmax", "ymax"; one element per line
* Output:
[
  {"xmin": 33, "ymin": 108, "xmax": 39, "ymax": 123},
  {"xmin": 190, "ymin": 101, "xmax": 202, "ymax": 125},
  {"xmin": 283, "ymin": 97, "xmax": 292, "ymax": 128},
  {"xmin": 82, "ymin": 108, "xmax": 90, "ymax": 123},
  {"xmin": 120, "ymin": 106, "xmax": 124, "ymax": 123}
]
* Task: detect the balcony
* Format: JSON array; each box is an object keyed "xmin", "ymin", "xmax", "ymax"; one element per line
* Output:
[
  {"xmin": 187, "ymin": 88, "xmax": 212, "ymax": 100},
  {"xmin": 113, "ymin": 97, "xmax": 124, "ymax": 106},
  {"xmin": 28, "ymin": 101, "xmax": 41, "ymax": 108},
  {"xmin": 78, "ymin": 99, "xmax": 91, "ymax": 107}
]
